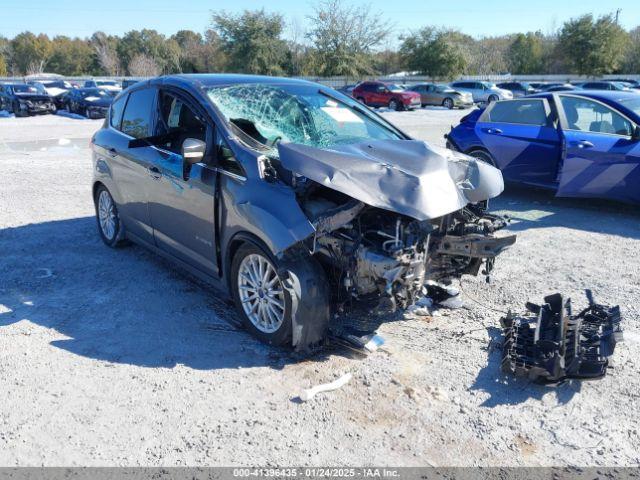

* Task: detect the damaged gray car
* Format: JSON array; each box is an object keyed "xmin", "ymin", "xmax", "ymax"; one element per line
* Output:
[{"xmin": 91, "ymin": 74, "xmax": 515, "ymax": 350}]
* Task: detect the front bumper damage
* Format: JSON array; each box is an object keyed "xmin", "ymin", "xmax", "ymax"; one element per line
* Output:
[{"xmin": 274, "ymin": 139, "xmax": 516, "ymax": 350}]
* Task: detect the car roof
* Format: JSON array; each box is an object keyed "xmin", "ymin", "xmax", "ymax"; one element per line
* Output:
[
  {"xmin": 529, "ymin": 90, "xmax": 638, "ymax": 102},
  {"xmin": 155, "ymin": 74, "xmax": 318, "ymax": 89}
]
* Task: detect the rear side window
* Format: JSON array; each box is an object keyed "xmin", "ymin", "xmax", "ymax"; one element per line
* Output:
[
  {"xmin": 121, "ymin": 88, "xmax": 156, "ymax": 139},
  {"xmin": 486, "ymin": 100, "xmax": 548, "ymax": 125},
  {"xmin": 109, "ymin": 95, "xmax": 127, "ymax": 129}
]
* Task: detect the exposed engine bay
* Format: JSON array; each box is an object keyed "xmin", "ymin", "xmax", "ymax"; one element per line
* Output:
[{"xmin": 294, "ymin": 180, "xmax": 516, "ymax": 321}]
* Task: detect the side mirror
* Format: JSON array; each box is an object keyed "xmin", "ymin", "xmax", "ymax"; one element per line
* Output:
[
  {"xmin": 182, "ymin": 138, "xmax": 206, "ymax": 166},
  {"xmin": 633, "ymin": 125, "xmax": 640, "ymax": 141}
]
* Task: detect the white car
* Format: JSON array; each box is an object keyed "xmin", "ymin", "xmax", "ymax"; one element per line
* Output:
[
  {"xmin": 83, "ymin": 80, "xmax": 122, "ymax": 93},
  {"xmin": 449, "ymin": 81, "xmax": 513, "ymax": 103}
]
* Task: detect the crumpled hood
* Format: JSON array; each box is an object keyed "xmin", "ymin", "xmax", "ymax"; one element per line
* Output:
[{"xmin": 278, "ymin": 139, "xmax": 504, "ymax": 221}]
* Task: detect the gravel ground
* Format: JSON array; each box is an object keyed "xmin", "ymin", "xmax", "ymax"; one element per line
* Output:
[{"xmin": 0, "ymin": 110, "xmax": 639, "ymax": 467}]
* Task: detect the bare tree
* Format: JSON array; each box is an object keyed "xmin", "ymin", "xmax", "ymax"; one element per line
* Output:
[
  {"xmin": 26, "ymin": 59, "xmax": 46, "ymax": 75},
  {"xmin": 306, "ymin": 0, "xmax": 393, "ymax": 76},
  {"xmin": 91, "ymin": 32, "xmax": 120, "ymax": 75},
  {"xmin": 128, "ymin": 53, "xmax": 160, "ymax": 77}
]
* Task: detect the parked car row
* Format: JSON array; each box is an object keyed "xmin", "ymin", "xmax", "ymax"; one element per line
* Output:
[
  {"xmin": 345, "ymin": 80, "xmax": 514, "ymax": 111},
  {"xmin": 0, "ymin": 79, "xmax": 124, "ymax": 118}
]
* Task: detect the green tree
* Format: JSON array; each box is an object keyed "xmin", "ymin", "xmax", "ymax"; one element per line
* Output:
[
  {"xmin": 117, "ymin": 29, "xmax": 180, "ymax": 75},
  {"xmin": 624, "ymin": 26, "xmax": 640, "ymax": 73},
  {"xmin": 171, "ymin": 30, "xmax": 208, "ymax": 73},
  {"xmin": 211, "ymin": 9, "xmax": 287, "ymax": 75},
  {"xmin": 508, "ymin": 32, "xmax": 544, "ymax": 74},
  {"xmin": 558, "ymin": 14, "xmax": 630, "ymax": 75},
  {"xmin": 47, "ymin": 36, "xmax": 95, "ymax": 76},
  {"xmin": 305, "ymin": 0, "xmax": 391, "ymax": 77},
  {"xmin": 10, "ymin": 32, "xmax": 53, "ymax": 74},
  {"xmin": 0, "ymin": 36, "xmax": 8, "ymax": 76},
  {"xmin": 400, "ymin": 27, "xmax": 467, "ymax": 79}
]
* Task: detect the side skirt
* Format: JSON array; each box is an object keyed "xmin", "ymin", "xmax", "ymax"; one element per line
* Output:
[{"xmin": 126, "ymin": 231, "xmax": 229, "ymax": 298}]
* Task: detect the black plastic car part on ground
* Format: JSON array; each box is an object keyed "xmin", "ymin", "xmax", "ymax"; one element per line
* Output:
[{"xmin": 501, "ymin": 290, "xmax": 623, "ymax": 384}]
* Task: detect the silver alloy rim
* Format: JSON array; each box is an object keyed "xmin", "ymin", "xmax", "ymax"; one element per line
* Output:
[
  {"xmin": 98, "ymin": 190, "xmax": 117, "ymax": 241},
  {"xmin": 444, "ymin": 98, "xmax": 453, "ymax": 108},
  {"xmin": 390, "ymin": 100, "xmax": 397, "ymax": 110},
  {"xmin": 237, "ymin": 253, "xmax": 285, "ymax": 333}
]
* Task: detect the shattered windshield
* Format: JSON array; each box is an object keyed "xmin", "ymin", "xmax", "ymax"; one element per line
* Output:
[{"xmin": 206, "ymin": 84, "xmax": 402, "ymax": 156}]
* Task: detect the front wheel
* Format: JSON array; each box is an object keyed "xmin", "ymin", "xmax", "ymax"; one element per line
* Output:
[
  {"xmin": 388, "ymin": 98, "xmax": 401, "ymax": 111},
  {"xmin": 488, "ymin": 94, "xmax": 499, "ymax": 103},
  {"xmin": 468, "ymin": 149, "xmax": 497, "ymax": 167},
  {"xmin": 231, "ymin": 243, "xmax": 292, "ymax": 346},
  {"xmin": 443, "ymin": 97, "xmax": 454, "ymax": 109},
  {"xmin": 95, "ymin": 185, "xmax": 125, "ymax": 247}
]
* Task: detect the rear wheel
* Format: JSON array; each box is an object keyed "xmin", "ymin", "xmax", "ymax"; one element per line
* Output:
[
  {"xmin": 95, "ymin": 185, "xmax": 125, "ymax": 248},
  {"xmin": 443, "ymin": 97, "xmax": 454, "ymax": 109},
  {"xmin": 231, "ymin": 243, "xmax": 292, "ymax": 346}
]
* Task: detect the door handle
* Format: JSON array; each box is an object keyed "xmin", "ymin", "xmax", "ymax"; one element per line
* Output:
[
  {"xmin": 482, "ymin": 128, "xmax": 503, "ymax": 135},
  {"xmin": 107, "ymin": 147, "xmax": 118, "ymax": 158},
  {"xmin": 148, "ymin": 166, "xmax": 162, "ymax": 179},
  {"xmin": 571, "ymin": 140, "xmax": 594, "ymax": 149}
]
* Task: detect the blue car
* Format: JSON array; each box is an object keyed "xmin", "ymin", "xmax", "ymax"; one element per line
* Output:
[{"xmin": 445, "ymin": 91, "xmax": 640, "ymax": 204}]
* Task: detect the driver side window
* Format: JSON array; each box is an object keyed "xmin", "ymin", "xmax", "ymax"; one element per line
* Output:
[
  {"xmin": 560, "ymin": 96, "xmax": 633, "ymax": 136},
  {"xmin": 156, "ymin": 91, "xmax": 206, "ymax": 154}
]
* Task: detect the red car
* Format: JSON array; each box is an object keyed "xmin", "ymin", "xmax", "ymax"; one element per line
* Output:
[{"xmin": 352, "ymin": 81, "xmax": 421, "ymax": 111}]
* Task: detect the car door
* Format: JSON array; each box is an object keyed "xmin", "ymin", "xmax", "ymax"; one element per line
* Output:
[
  {"xmin": 556, "ymin": 94, "xmax": 640, "ymax": 204},
  {"xmin": 145, "ymin": 88, "xmax": 219, "ymax": 276},
  {"xmin": 475, "ymin": 97, "xmax": 562, "ymax": 184},
  {"xmin": 106, "ymin": 87, "xmax": 158, "ymax": 243},
  {"xmin": 423, "ymin": 85, "xmax": 437, "ymax": 105}
]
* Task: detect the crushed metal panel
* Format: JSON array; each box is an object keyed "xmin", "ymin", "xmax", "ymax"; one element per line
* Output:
[{"xmin": 278, "ymin": 140, "xmax": 505, "ymax": 221}]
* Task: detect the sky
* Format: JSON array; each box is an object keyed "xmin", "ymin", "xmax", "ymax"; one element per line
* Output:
[{"xmin": 1, "ymin": 0, "xmax": 638, "ymax": 40}]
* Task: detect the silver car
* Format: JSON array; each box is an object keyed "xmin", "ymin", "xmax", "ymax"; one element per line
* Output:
[
  {"xmin": 406, "ymin": 83, "xmax": 474, "ymax": 109},
  {"xmin": 449, "ymin": 81, "xmax": 513, "ymax": 103}
]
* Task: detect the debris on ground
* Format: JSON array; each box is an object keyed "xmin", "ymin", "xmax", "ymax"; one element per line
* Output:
[
  {"xmin": 425, "ymin": 281, "xmax": 464, "ymax": 309},
  {"xmin": 501, "ymin": 290, "xmax": 623, "ymax": 384},
  {"xmin": 299, "ymin": 373, "xmax": 352, "ymax": 402}
]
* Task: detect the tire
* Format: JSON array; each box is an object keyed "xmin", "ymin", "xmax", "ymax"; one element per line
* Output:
[
  {"xmin": 442, "ymin": 97, "xmax": 454, "ymax": 109},
  {"xmin": 468, "ymin": 149, "xmax": 497, "ymax": 167},
  {"xmin": 356, "ymin": 97, "xmax": 366, "ymax": 105},
  {"xmin": 94, "ymin": 185, "xmax": 126, "ymax": 248},
  {"xmin": 230, "ymin": 243, "xmax": 293, "ymax": 346},
  {"xmin": 388, "ymin": 98, "xmax": 401, "ymax": 111},
  {"xmin": 488, "ymin": 94, "xmax": 499, "ymax": 103},
  {"xmin": 12, "ymin": 101, "xmax": 26, "ymax": 117}
]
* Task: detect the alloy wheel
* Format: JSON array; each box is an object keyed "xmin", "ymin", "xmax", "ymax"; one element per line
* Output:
[
  {"xmin": 237, "ymin": 253, "xmax": 286, "ymax": 334},
  {"xmin": 98, "ymin": 190, "xmax": 117, "ymax": 241},
  {"xmin": 443, "ymin": 98, "xmax": 454, "ymax": 109}
]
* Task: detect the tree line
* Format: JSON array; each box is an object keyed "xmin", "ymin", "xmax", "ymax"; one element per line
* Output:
[{"xmin": 0, "ymin": 1, "xmax": 638, "ymax": 79}]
